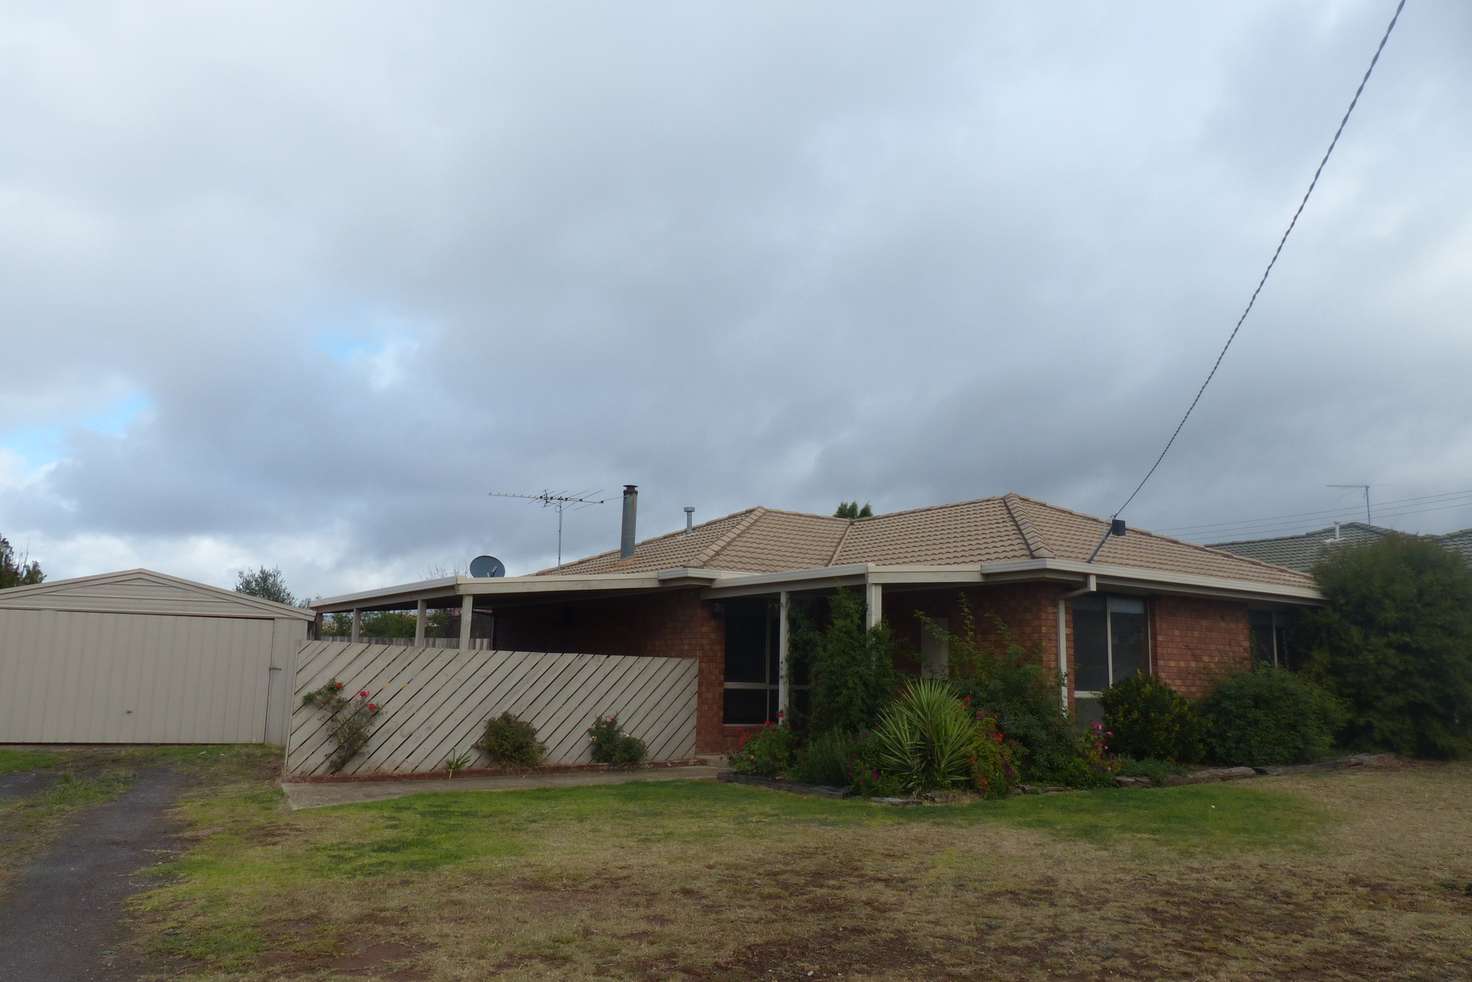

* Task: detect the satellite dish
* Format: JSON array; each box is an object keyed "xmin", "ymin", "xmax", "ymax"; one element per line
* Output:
[{"xmin": 469, "ymin": 555, "xmax": 506, "ymax": 578}]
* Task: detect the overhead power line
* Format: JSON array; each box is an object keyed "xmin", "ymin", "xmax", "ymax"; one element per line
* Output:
[
  {"xmin": 1157, "ymin": 488, "xmax": 1472, "ymax": 536},
  {"xmin": 1190, "ymin": 498, "xmax": 1472, "ymax": 544},
  {"xmin": 1087, "ymin": 0, "xmax": 1409, "ymax": 562}
]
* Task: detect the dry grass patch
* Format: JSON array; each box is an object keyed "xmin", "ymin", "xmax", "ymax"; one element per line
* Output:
[{"xmin": 132, "ymin": 762, "xmax": 1472, "ymax": 980}]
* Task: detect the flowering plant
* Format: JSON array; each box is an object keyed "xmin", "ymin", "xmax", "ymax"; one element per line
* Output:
[
  {"xmin": 1080, "ymin": 719, "xmax": 1121, "ymax": 776},
  {"xmin": 968, "ymin": 711, "xmax": 1019, "ymax": 798},
  {"xmin": 728, "ymin": 721, "xmax": 795, "ymax": 777},
  {"xmin": 302, "ymin": 679, "xmax": 382, "ymax": 772}
]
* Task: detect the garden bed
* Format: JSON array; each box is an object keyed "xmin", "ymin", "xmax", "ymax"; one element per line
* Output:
[{"xmin": 284, "ymin": 758, "xmax": 707, "ymax": 784}]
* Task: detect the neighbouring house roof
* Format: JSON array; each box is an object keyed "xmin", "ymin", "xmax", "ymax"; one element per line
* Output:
[
  {"xmin": 1434, "ymin": 528, "xmax": 1472, "ymax": 566},
  {"xmin": 1211, "ymin": 522, "xmax": 1472, "ymax": 574},
  {"xmin": 541, "ymin": 492, "xmax": 1314, "ymax": 590}
]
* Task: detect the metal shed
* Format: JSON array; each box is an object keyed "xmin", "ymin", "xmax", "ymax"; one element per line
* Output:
[{"xmin": 0, "ymin": 569, "xmax": 311, "ymax": 745}]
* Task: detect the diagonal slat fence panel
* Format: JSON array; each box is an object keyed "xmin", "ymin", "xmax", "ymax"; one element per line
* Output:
[{"xmin": 285, "ymin": 641, "xmax": 699, "ymax": 777}]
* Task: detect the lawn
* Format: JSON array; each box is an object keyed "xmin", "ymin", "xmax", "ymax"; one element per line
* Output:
[{"xmin": 124, "ymin": 757, "xmax": 1472, "ymax": 980}]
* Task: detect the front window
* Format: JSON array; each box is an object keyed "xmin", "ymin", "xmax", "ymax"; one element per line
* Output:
[
  {"xmin": 1072, "ymin": 594, "xmax": 1149, "ymax": 697},
  {"xmin": 722, "ymin": 599, "xmax": 781, "ymax": 725},
  {"xmin": 1250, "ymin": 610, "xmax": 1293, "ymax": 668}
]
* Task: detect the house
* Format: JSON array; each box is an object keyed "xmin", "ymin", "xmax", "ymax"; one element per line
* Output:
[
  {"xmin": 311, "ymin": 487, "xmax": 1317, "ymax": 754},
  {"xmin": 1211, "ymin": 522, "xmax": 1472, "ymax": 573}
]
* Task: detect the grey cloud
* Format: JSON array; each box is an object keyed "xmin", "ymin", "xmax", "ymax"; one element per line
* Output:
[{"xmin": 2, "ymin": 0, "xmax": 1469, "ymax": 595}]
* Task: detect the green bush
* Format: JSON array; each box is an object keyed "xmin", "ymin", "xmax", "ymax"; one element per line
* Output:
[
  {"xmin": 1199, "ymin": 668, "xmax": 1346, "ymax": 766},
  {"xmin": 587, "ymin": 715, "xmax": 647, "ymax": 766},
  {"xmin": 922, "ymin": 601, "xmax": 1110, "ymax": 787},
  {"xmin": 1099, "ymin": 674, "xmax": 1205, "ymax": 763},
  {"xmin": 871, "ymin": 679, "xmax": 983, "ymax": 794},
  {"xmin": 477, "ymin": 712, "xmax": 545, "ymax": 768},
  {"xmin": 727, "ymin": 724, "xmax": 796, "ymax": 777},
  {"xmin": 803, "ymin": 589, "xmax": 899, "ymax": 736},
  {"xmin": 1299, "ymin": 535, "xmax": 1472, "ymax": 758},
  {"xmin": 791, "ymin": 729, "xmax": 861, "ymax": 787},
  {"xmin": 969, "ymin": 713, "xmax": 1019, "ymax": 799}
]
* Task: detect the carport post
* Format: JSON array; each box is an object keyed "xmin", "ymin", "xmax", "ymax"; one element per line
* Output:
[
  {"xmin": 351, "ymin": 608, "xmax": 361, "ymax": 642},
  {"xmin": 864, "ymin": 580, "xmax": 882, "ymax": 630},
  {"xmin": 458, "ymin": 594, "xmax": 473, "ymax": 649},
  {"xmin": 414, "ymin": 599, "xmax": 427, "ymax": 646},
  {"xmin": 777, "ymin": 591, "xmax": 790, "ymax": 723}
]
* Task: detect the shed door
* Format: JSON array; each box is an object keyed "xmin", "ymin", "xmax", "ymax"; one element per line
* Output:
[{"xmin": 0, "ymin": 609, "xmax": 275, "ymax": 743}]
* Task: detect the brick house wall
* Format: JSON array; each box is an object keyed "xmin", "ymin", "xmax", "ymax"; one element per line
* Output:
[
  {"xmin": 883, "ymin": 584, "xmax": 1250, "ymax": 705},
  {"xmin": 1148, "ymin": 595, "xmax": 1252, "ymax": 698}
]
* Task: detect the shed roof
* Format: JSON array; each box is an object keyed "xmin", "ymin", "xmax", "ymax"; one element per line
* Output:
[
  {"xmin": 542, "ymin": 492, "xmax": 1313, "ymax": 590},
  {"xmin": 0, "ymin": 569, "xmax": 315, "ymax": 620}
]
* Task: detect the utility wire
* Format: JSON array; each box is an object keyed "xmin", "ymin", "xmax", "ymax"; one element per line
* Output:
[
  {"xmin": 1188, "ymin": 498, "xmax": 1472, "ymax": 543},
  {"xmin": 1088, "ymin": 0, "xmax": 1408, "ymax": 562},
  {"xmin": 1157, "ymin": 487, "xmax": 1472, "ymax": 536}
]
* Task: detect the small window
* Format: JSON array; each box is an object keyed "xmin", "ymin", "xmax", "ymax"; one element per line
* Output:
[{"xmin": 1072, "ymin": 594, "xmax": 1150, "ymax": 696}]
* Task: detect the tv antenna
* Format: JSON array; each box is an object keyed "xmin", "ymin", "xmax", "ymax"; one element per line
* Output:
[
  {"xmin": 488, "ymin": 489, "xmax": 608, "ymax": 566},
  {"xmin": 1326, "ymin": 484, "xmax": 1372, "ymax": 523}
]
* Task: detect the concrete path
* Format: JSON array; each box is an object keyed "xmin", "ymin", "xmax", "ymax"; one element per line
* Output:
[
  {"xmin": 282, "ymin": 765, "xmax": 721, "ymax": 810},
  {"xmin": 0, "ymin": 767, "xmax": 188, "ymax": 981}
]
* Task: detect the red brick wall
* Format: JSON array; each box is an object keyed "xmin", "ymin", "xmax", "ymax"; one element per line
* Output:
[
  {"xmin": 1149, "ymin": 595, "xmax": 1251, "ymax": 698},
  {"xmin": 491, "ymin": 590, "xmax": 728, "ymax": 754},
  {"xmin": 879, "ymin": 585, "xmax": 1252, "ymax": 705}
]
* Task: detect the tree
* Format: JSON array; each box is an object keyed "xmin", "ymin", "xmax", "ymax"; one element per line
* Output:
[
  {"xmin": 0, "ymin": 535, "xmax": 44, "ymax": 589},
  {"xmin": 235, "ymin": 566, "xmax": 296, "ymax": 606},
  {"xmin": 834, "ymin": 501, "xmax": 873, "ymax": 519},
  {"xmin": 1299, "ymin": 535, "xmax": 1472, "ymax": 758}
]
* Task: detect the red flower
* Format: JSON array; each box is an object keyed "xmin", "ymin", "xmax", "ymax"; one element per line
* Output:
[
  {"xmin": 367, "ymin": 703, "xmax": 378, "ymax": 712},
  {"xmin": 359, "ymin": 690, "xmax": 370, "ymax": 699},
  {"xmin": 991, "ymin": 731, "xmax": 1004, "ymax": 744},
  {"xmin": 332, "ymin": 681, "xmax": 344, "ymax": 690}
]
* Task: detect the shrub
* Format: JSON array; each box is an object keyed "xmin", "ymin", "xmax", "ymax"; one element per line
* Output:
[
  {"xmin": 301, "ymin": 679, "xmax": 381, "ymax": 773},
  {"xmin": 477, "ymin": 712, "xmax": 545, "ymax": 768},
  {"xmin": 588, "ymin": 715, "xmax": 647, "ymax": 766},
  {"xmin": 804, "ymin": 589, "xmax": 899, "ymax": 736},
  {"xmin": 922, "ymin": 601, "xmax": 1108, "ymax": 787},
  {"xmin": 791, "ymin": 729, "xmax": 862, "ymax": 787},
  {"xmin": 871, "ymin": 679, "xmax": 983, "ymax": 794},
  {"xmin": 969, "ymin": 712, "xmax": 1019, "ymax": 799},
  {"xmin": 1299, "ymin": 535, "xmax": 1472, "ymax": 758},
  {"xmin": 727, "ymin": 723, "xmax": 795, "ymax": 777},
  {"xmin": 1099, "ymin": 673, "xmax": 1205, "ymax": 763},
  {"xmin": 1200, "ymin": 667, "xmax": 1346, "ymax": 766}
]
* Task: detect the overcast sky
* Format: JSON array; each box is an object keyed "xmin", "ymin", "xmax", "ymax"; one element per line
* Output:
[{"xmin": 2, "ymin": 1, "xmax": 1469, "ymax": 598}]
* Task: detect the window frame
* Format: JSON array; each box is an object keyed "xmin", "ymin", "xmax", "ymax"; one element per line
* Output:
[
  {"xmin": 1249, "ymin": 608, "xmax": 1291, "ymax": 668},
  {"xmin": 722, "ymin": 598, "xmax": 800, "ymax": 726},
  {"xmin": 1072, "ymin": 593, "xmax": 1152, "ymax": 699}
]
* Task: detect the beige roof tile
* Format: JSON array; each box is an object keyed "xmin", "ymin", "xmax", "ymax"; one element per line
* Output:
[{"xmin": 540, "ymin": 492, "xmax": 1315, "ymax": 590}]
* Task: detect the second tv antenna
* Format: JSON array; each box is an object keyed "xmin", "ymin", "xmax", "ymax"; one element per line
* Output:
[{"xmin": 489, "ymin": 489, "xmax": 608, "ymax": 566}]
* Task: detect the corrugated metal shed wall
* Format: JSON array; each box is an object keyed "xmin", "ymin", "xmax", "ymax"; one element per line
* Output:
[{"xmin": 0, "ymin": 570, "xmax": 307, "ymax": 745}]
